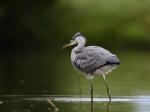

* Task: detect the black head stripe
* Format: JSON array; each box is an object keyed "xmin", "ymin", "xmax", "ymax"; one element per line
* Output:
[
  {"xmin": 72, "ymin": 32, "xmax": 82, "ymax": 40},
  {"xmin": 72, "ymin": 32, "xmax": 87, "ymax": 42}
]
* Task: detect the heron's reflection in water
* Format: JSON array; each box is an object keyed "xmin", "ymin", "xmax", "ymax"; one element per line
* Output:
[{"xmin": 106, "ymin": 100, "xmax": 111, "ymax": 112}]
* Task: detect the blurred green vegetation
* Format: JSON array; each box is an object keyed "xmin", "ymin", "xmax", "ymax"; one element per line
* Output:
[{"xmin": 0, "ymin": 0, "xmax": 150, "ymax": 96}]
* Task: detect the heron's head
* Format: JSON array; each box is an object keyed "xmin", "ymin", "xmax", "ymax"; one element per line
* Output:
[{"xmin": 62, "ymin": 32, "xmax": 86, "ymax": 49}]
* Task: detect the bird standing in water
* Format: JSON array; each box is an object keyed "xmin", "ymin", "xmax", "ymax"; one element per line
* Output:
[{"xmin": 62, "ymin": 32, "xmax": 120, "ymax": 112}]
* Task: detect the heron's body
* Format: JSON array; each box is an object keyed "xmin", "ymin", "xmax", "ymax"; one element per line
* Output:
[
  {"xmin": 62, "ymin": 32, "xmax": 120, "ymax": 112},
  {"xmin": 72, "ymin": 45, "xmax": 119, "ymax": 78},
  {"xmin": 70, "ymin": 34, "xmax": 120, "ymax": 79}
]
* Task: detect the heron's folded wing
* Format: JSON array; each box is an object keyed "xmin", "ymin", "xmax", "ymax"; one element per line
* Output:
[{"xmin": 73, "ymin": 49, "xmax": 107, "ymax": 73}]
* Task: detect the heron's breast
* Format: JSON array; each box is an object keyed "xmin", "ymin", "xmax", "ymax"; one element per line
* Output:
[{"xmin": 71, "ymin": 51, "xmax": 76, "ymax": 63}]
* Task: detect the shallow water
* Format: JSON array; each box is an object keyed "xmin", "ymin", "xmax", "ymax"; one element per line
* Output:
[
  {"xmin": 0, "ymin": 52, "xmax": 150, "ymax": 112},
  {"xmin": 0, "ymin": 95, "xmax": 150, "ymax": 112}
]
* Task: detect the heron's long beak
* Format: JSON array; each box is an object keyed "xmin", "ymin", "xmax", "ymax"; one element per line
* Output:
[{"xmin": 62, "ymin": 40, "xmax": 76, "ymax": 49}]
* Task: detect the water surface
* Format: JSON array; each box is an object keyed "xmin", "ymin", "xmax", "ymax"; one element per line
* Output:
[{"xmin": 0, "ymin": 95, "xmax": 150, "ymax": 112}]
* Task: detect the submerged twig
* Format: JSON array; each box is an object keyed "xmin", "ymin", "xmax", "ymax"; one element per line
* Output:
[{"xmin": 47, "ymin": 99, "xmax": 59, "ymax": 112}]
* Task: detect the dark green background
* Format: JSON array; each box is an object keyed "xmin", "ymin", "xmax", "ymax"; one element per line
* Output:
[
  {"xmin": 1, "ymin": 0, "xmax": 150, "ymax": 112},
  {"xmin": 0, "ymin": 0, "xmax": 150, "ymax": 96}
]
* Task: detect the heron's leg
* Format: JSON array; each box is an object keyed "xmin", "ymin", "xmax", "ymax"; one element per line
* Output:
[
  {"xmin": 102, "ymin": 74, "xmax": 111, "ymax": 101},
  {"xmin": 89, "ymin": 79, "xmax": 94, "ymax": 112},
  {"xmin": 102, "ymin": 74, "xmax": 111, "ymax": 112},
  {"xmin": 78, "ymin": 75, "xmax": 82, "ymax": 112}
]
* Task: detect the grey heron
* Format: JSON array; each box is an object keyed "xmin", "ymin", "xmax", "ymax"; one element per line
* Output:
[{"xmin": 62, "ymin": 32, "xmax": 120, "ymax": 112}]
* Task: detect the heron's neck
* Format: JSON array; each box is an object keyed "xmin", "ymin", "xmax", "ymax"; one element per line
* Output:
[{"xmin": 73, "ymin": 39, "xmax": 86, "ymax": 52}]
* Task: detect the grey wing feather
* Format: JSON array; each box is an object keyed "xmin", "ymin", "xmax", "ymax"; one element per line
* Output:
[{"xmin": 73, "ymin": 46, "xmax": 119, "ymax": 74}]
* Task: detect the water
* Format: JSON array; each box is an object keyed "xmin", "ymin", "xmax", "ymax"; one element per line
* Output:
[
  {"xmin": 0, "ymin": 95, "xmax": 150, "ymax": 112},
  {"xmin": 0, "ymin": 51, "xmax": 150, "ymax": 112}
]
